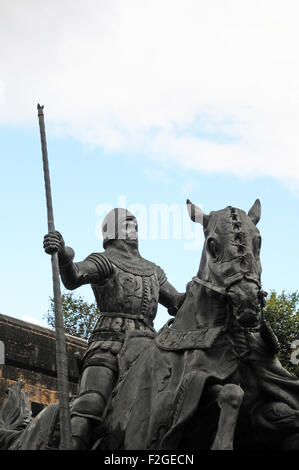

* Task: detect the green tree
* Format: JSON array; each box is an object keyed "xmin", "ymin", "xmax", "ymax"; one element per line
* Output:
[
  {"xmin": 45, "ymin": 292, "xmax": 99, "ymax": 340},
  {"xmin": 263, "ymin": 290, "xmax": 299, "ymax": 375}
]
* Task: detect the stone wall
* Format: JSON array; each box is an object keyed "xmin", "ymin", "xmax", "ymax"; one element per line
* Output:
[{"xmin": 0, "ymin": 313, "xmax": 87, "ymax": 416}]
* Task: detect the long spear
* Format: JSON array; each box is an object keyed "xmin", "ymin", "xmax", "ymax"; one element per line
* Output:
[{"xmin": 37, "ymin": 104, "xmax": 72, "ymax": 450}]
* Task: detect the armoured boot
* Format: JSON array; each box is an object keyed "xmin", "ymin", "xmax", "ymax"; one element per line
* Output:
[
  {"xmin": 71, "ymin": 415, "xmax": 93, "ymax": 450},
  {"xmin": 70, "ymin": 391, "xmax": 107, "ymax": 450},
  {"xmin": 70, "ymin": 361, "xmax": 117, "ymax": 449}
]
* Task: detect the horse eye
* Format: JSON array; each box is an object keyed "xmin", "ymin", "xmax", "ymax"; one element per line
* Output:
[
  {"xmin": 253, "ymin": 236, "xmax": 261, "ymax": 256},
  {"xmin": 207, "ymin": 238, "xmax": 220, "ymax": 259}
]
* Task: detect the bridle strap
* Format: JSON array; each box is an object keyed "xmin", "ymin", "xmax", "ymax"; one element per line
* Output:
[
  {"xmin": 193, "ymin": 275, "xmax": 264, "ymax": 332},
  {"xmin": 193, "ymin": 277, "xmax": 227, "ymax": 296},
  {"xmin": 193, "ymin": 274, "xmax": 262, "ymax": 296}
]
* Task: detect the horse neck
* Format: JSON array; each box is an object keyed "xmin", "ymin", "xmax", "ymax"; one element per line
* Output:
[
  {"xmin": 172, "ymin": 248, "xmax": 228, "ymax": 330},
  {"xmin": 172, "ymin": 280, "xmax": 227, "ymax": 330},
  {"xmin": 197, "ymin": 285, "xmax": 227, "ymax": 326}
]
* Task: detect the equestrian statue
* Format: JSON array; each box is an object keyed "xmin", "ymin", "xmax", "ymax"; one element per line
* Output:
[{"xmin": 1, "ymin": 199, "xmax": 299, "ymax": 450}]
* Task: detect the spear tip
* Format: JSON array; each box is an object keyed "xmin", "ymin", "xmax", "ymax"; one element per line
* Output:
[{"xmin": 37, "ymin": 104, "xmax": 44, "ymax": 118}]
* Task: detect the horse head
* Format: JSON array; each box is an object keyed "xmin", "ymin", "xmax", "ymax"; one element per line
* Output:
[{"xmin": 173, "ymin": 199, "xmax": 266, "ymax": 330}]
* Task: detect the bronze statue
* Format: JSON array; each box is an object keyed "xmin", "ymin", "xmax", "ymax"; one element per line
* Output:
[
  {"xmin": 43, "ymin": 207, "xmax": 185, "ymax": 449},
  {"xmin": 1, "ymin": 199, "xmax": 299, "ymax": 450}
]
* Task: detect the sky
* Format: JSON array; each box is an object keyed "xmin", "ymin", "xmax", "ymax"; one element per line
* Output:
[{"xmin": 0, "ymin": 0, "xmax": 298, "ymax": 331}]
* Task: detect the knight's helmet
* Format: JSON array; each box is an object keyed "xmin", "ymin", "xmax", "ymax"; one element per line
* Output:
[{"xmin": 102, "ymin": 208, "xmax": 137, "ymax": 248}]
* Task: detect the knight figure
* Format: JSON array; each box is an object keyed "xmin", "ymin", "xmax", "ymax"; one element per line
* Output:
[{"xmin": 43, "ymin": 207, "xmax": 185, "ymax": 449}]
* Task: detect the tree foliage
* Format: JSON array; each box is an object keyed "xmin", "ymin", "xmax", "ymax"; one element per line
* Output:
[
  {"xmin": 45, "ymin": 292, "xmax": 99, "ymax": 340},
  {"xmin": 263, "ymin": 290, "xmax": 299, "ymax": 375}
]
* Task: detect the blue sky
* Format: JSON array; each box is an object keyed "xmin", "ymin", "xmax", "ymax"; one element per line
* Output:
[{"xmin": 0, "ymin": 1, "xmax": 299, "ymax": 331}]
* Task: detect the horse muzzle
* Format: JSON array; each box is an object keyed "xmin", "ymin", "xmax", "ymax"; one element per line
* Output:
[
  {"xmin": 232, "ymin": 307, "xmax": 262, "ymax": 328},
  {"xmin": 227, "ymin": 277, "xmax": 263, "ymax": 329}
]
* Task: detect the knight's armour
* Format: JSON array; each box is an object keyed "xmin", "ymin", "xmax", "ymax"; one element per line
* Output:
[
  {"xmin": 58, "ymin": 246, "xmax": 180, "ymax": 345},
  {"xmin": 51, "ymin": 212, "xmax": 185, "ymax": 449},
  {"xmin": 87, "ymin": 252, "xmax": 167, "ymax": 329}
]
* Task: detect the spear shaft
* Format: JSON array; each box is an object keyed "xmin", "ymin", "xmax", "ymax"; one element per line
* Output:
[{"xmin": 37, "ymin": 104, "xmax": 72, "ymax": 450}]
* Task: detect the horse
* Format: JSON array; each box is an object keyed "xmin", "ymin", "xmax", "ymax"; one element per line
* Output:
[
  {"xmin": 100, "ymin": 199, "xmax": 299, "ymax": 450},
  {"xmin": 1, "ymin": 199, "xmax": 299, "ymax": 450}
]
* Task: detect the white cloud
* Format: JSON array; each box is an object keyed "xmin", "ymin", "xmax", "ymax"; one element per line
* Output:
[{"xmin": 1, "ymin": 0, "xmax": 299, "ymax": 187}]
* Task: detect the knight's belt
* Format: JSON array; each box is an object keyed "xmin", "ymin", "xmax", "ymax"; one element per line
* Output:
[
  {"xmin": 156, "ymin": 320, "xmax": 225, "ymax": 351},
  {"xmin": 88, "ymin": 330, "xmax": 125, "ymax": 344},
  {"xmin": 100, "ymin": 311, "xmax": 154, "ymax": 329},
  {"xmin": 89, "ymin": 311, "xmax": 155, "ymax": 344}
]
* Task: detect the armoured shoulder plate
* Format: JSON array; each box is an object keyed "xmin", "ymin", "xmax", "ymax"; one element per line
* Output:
[{"xmin": 85, "ymin": 252, "xmax": 114, "ymax": 279}]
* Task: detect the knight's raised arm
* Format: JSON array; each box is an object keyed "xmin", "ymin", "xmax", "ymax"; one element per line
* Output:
[
  {"xmin": 157, "ymin": 266, "xmax": 186, "ymax": 316},
  {"xmin": 43, "ymin": 231, "xmax": 113, "ymax": 289}
]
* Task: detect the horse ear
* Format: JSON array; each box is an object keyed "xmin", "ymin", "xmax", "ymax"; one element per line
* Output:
[
  {"xmin": 186, "ymin": 199, "xmax": 208, "ymax": 226},
  {"xmin": 248, "ymin": 199, "xmax": 261, "ymax": 225}
]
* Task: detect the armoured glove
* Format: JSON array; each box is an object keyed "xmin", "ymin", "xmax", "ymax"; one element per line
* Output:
[{"xmin": 43, "ymin": 230, "xmax": 65, "ymax": 254}]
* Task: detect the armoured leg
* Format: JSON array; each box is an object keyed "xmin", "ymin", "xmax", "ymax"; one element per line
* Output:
[{"xmin": 70, "ymin": 365, "xmax": 117, "ymax": 449}]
